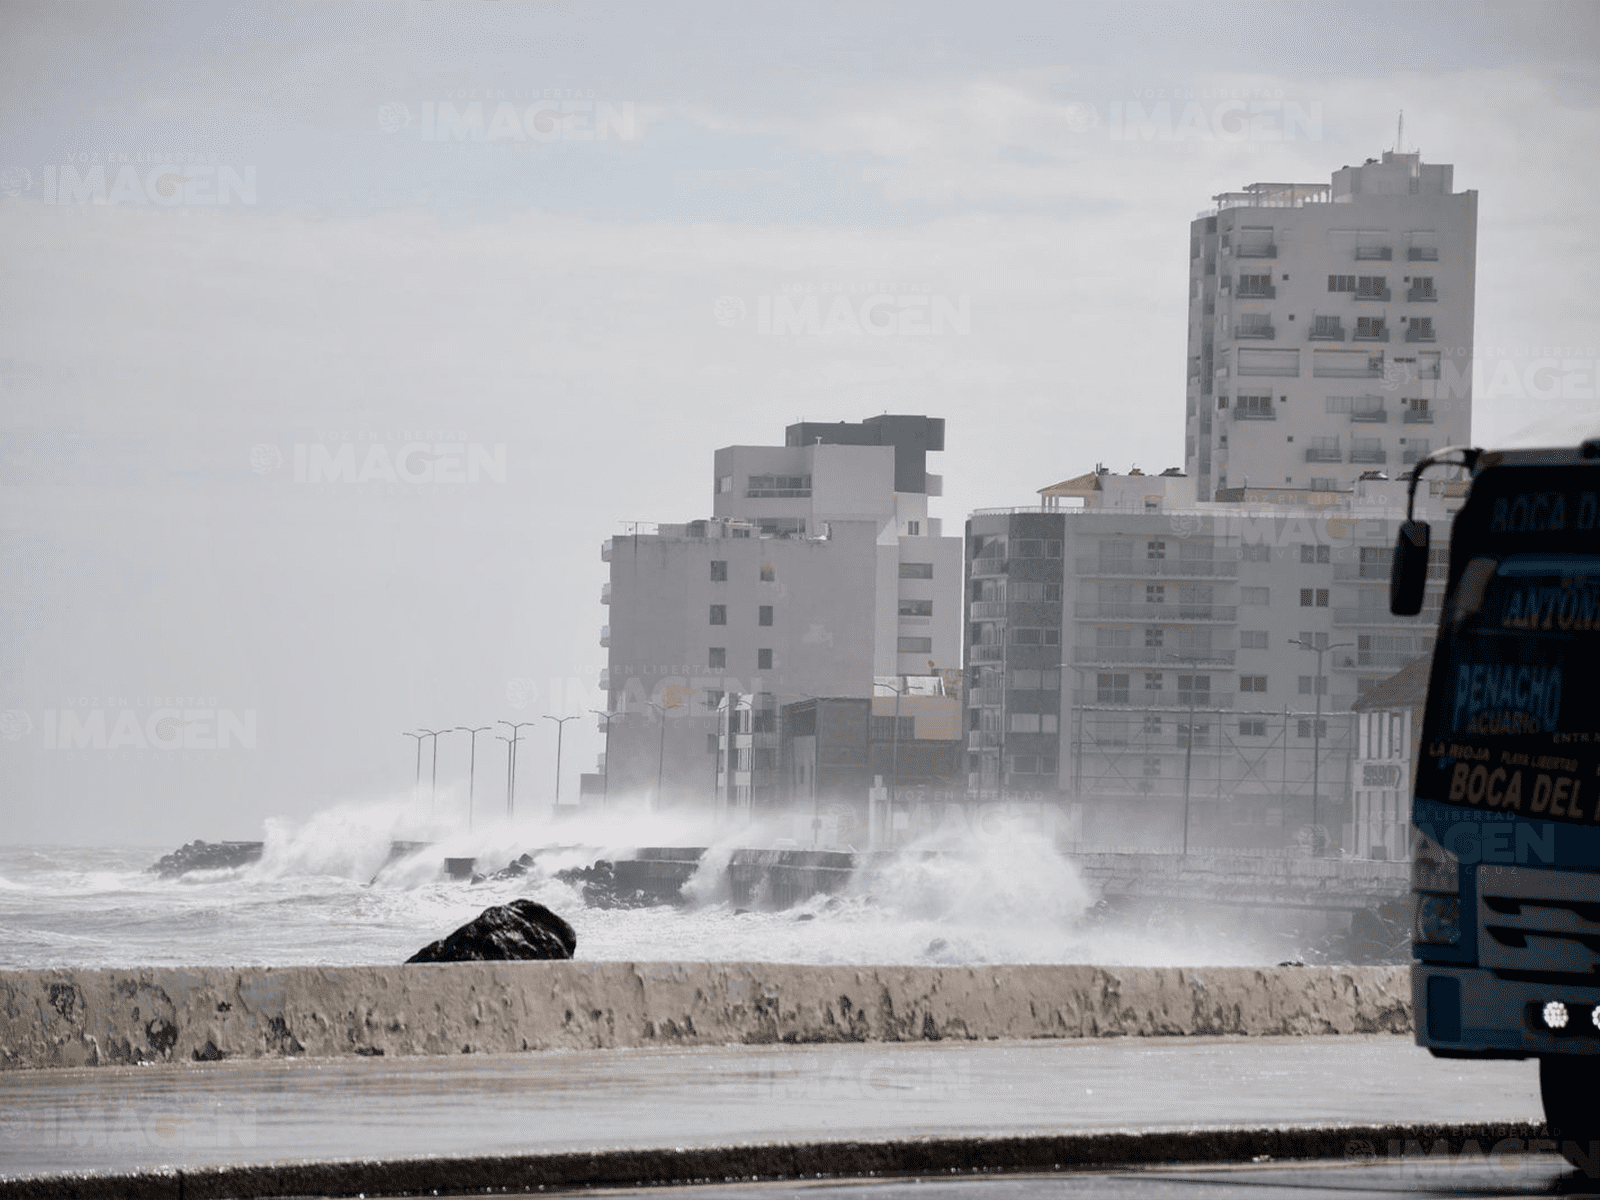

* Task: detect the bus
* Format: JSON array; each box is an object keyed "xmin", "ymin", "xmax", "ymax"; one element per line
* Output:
[{"xmin": 1394, "ymin": 440, "xmax": 1600, "ymax": 1165}]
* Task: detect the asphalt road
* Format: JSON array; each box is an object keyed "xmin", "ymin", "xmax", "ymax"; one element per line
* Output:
[{"xmin": 0, "ymin": 1035, "xmax": 1542, "ymax": 1181}]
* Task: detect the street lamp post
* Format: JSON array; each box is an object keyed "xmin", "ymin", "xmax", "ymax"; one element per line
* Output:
[
  {"xmin": 589, "ymin": 709, "xmax": 619, "ymax": 810},
  {"xmin": 646, "ymin": 701, "xmax": 669, "ymax": 811},
  {"xmin": 1162, "ymin": 654, "xmax": 1206, "ymax": 856},
  {"xmin": 876, "ymin": 678, "xmax": 910, "ymax": 848},
  {"xmin": 496, "ymin": 720, "xmax": 538, "ymax": 818},
  {"xmin": 543, "ymin": 715, "xmax": 577, "ymax": 807},
  {"xmin": 454, "ymin": 725, "xmax": 493, "ymax": 830},
  {"xmin": 415, "ymin": 728, "xmax": 450, "ymax": 812},
  {"xmin": 1289, "ymin": 639, "xmax": 1355, "ymax": 855},
  {"xmin": 402, "ymin": 731, "xmax": 426, "ymax": 805}
]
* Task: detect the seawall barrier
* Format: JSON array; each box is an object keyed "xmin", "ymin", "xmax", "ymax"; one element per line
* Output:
[{"xmin": 0, "ymin": 962, "xmax": 1412, "ymax": 1071}]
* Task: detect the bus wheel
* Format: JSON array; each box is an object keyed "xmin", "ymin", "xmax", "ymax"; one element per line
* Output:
[{"xmin": 1540, "ymin": 1056, "xmax": 1600, "ymax": 1170}]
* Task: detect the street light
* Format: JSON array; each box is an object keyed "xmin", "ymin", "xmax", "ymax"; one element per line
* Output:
[
  {"xmin": 414, "ymin": 728, "xmax": 451, "ymax": 812},
  {"xmin": 590, "ymin": 709, "xmax": 620, "ymax": 810},
  {"xmin": 402, "ymin": 731, "xmax": 426, "ymax": 804},
  {"xmin": 1289, "ymin": 638, "xmax": 1355, "ymax": 855},
  {"xmin": 543, "ymin": 715, "xmax": 577, "ymax": 807},
  {"xmin": 1162, "ymin": 654, "xmax": 1207, "ymax": 856},
  {"xmin": 454, "ymin": 725, "xmax": 493, "ymax": 830},
  {"xmin": 876, "ymin": 678, "xmax": 910, "ymax": 848},
  {"xmin": 496, "ymin": 720, "xmax": 538, "ymax": 818},
  {"xmin": 646, "ymin": 701, "xmax": 669, "ymax": 811}
]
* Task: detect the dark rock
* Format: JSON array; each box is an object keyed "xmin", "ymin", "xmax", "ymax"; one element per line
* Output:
[
  {"xmin": 147, "ymin": 840, "xmax": 264, "ymax": 878},
  {"xmin": 406, "ymin": 898, "xmax": 577, "ymax": 963},
  {"xmin": 796, "ymin": 913, "xmax": 815, "ymax": 921},
  {"xmin": 554, "ymin": 860, "xmax": 656, "ymax": 909},
  {"xmin": 926, "ymin": 938, "xmax": 949, "ymax": 955}
]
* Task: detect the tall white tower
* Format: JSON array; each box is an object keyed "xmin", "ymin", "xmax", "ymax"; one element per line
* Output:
[{"xmin": 1186, "ymin": 151, "xmax": 1477, "ymax": 500}]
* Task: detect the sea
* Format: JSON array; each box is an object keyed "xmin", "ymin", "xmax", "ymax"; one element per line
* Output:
[{"xmin": 0, "ymin": 797, "xmax": 1317, "ymax": 970}]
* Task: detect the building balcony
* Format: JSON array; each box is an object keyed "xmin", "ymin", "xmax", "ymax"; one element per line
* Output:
[
  {"xmin": 970, "ymin": 687, "xmax": 1004, "ymax": 707},
  {"xmin": 1352, "ymin": 328, "xmax": 1391, "ymax": 342},
  {"xmin": 1353, "ymin": 288, "xmax": 1392, "ymax": 302},
  {"xmin": 1404, "ymin": 328, "xmax": 1437, "ymax": 343},
  {"xmin": 1349, "ymin": 447, "xmax": 1388, "ymax": 465},
  {"xmin": 1406, "ymin": 287, "xmax": 1437, "ymax": 303},
  {"xmin": 970, "ymin": 555, "xmax": 1008, "ymax": 577},
  {"xmin": 970, "ymin": 644, "xmax": 1005, "ymax": 663},
  {"xmin": 1072, "ymin": 646, "xmax": 1236, "ymax": 667},
  {"xmin": 1333, "ymin": 561, "xmax": 1391, "ymax": 582},
  {"xmin": 1334, "ymin": 606, "xmax": 1434, "ymax": 627},
  {"xmin": 1072, "ymin": 603, "xmax": 1237, "ymax": 623},
  {"xmin": 1331, "ymin": 649, "xmax": 1432, "ymax": 671},
  {"xmin": 1235, "ymin": 285, "xmax": 1276, "ymax": 300},
  {"xmin": 1308, "ymin": 324, "xmax": 1346, "ymax": 342},
  {"xmin": 1355, "ymin": 246, "xmax": 1393, "ymax": 261},
  {"xmin": 599, "ymin": 624, "xmax": 610, "ymax": 648},
  {"xmin": 967, "ymin": 731, "xmax": 1001, "ymax": 750},
  {"xmin": 969, "ymin": 601, "xmax": 1007, "ymax": 619},
  {"xmin": 1349, "ymin": 407, "xmax": 1388, "ymax": 423},
  {"xmin": 1304, "ymin": 447, "xmax": 1342, "ymax": 463},
  {"xmin": 1403, "ymin": 409, "xmax": 1434, "ymax": 424},
  {"xmin": 1232, "ymin": 406, "xmax": 1276, "ymax": 421},
  {"xmin": 1235, "ymin": 325, "xmax": 1275, "ymax": 340},
  {"xmin": 1408, "ymin": 247, "xmax": 1439, "ymax": 262},
  {"xmin": 601, "ymin": 538, "xmax": 613, "ymax": 562},
  {"xmin": 1074, "ymin": 557, "xmax": 1237, "ymax": 579},
  {"xmin": 600, "ymin": 581, "xmax": 611, "ymax": 605},
  {"xmin": 1071, "ymin": 689, "xmax": 1237, "ymax": 710},
  {"xmin": 1236, "ymin": 244, "xmax": 1277, "ymax": 259}
]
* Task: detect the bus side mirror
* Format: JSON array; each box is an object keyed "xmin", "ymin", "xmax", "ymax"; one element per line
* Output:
[{"xmin": 1390, "ymin": 520, "xmax": 1430, "ymax": 616}]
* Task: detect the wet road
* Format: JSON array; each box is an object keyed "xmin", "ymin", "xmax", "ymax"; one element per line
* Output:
[
  {"xmin": 582, "ymin": 1156, "xmax": 1594, "ymax": 1199},
  {"xmin": 0, "ymin": 1035, "xmax": 1542, "ymax": 1180}
]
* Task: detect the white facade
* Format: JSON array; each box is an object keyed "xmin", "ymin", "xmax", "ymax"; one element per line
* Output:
[
  {"xmin": 1187, "ymin": 151, "xmax": 1478, "ymax": 500},
  {"xmin": 1353, "ymin": 704, "xmax": 1415, "ymax": 861}
]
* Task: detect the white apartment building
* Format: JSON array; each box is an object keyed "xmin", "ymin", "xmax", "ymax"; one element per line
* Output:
[
  {"xmin": 963, "ymin": 467, "xmax": 1458, "ymax": 852},
  {"xmin": 600, "ymin": 416, "xmax": 962, "ymax": 813},
  {"xmin": 1187, "ymin": 151, "xmax": 1477, "ymax": 500}
]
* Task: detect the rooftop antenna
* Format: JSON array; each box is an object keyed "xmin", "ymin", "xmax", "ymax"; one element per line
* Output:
[{"xmin": 1396, "ymin": 110, "xmax": 1404, "ymax": 153}]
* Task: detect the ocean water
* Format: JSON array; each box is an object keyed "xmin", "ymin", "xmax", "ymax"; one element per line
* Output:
[{"xmin": 0, "ymin": 798, "xmax": 1301, "ymax": 970}]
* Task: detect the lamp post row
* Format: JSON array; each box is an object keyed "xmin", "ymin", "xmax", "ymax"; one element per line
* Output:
[{"xmin": 401, "ymin": 717, "xmax": 579, "ymax": 821}]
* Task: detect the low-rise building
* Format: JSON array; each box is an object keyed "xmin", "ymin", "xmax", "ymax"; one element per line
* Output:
[{"xmin": 1350, "ymin": 653, "xmax": 1432, "ymax": 860}]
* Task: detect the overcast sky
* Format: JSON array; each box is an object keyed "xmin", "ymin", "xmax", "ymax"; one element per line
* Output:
[{"xmin": 2, "ymin": 1, "xmax": 1597, "ymax": 844}]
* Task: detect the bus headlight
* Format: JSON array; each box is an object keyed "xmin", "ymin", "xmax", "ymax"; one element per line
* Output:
[
  {"xmin": 1411, "ymin": 830, "xmax": 1459, "ymax": 895},
  {"xmin": 1415, "ymin": 894, "xmax": 1461, "ymax": 945},
  {"xmin": 1542, "ymin": 1000, "xmax": 1570, "ymax": 1030}
]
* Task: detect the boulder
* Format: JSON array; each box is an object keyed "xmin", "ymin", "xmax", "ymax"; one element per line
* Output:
[
  {"xmin": 405, "ymin": 899, "xmax": 576, "ymax": 963},
  {"xmin": 554, "ymin": 860, "xmax": 655, "ymax": 909},
  {"xmin": 147, "ymin": 840, "xmax": 264, "ymax": 878}
]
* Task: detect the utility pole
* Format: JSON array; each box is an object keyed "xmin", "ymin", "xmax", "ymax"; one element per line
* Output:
[
  {"xmin": 589, "ymin": 709, "xmax": 619, "ymax": 810},
  {"xmin": 877, "ymin": 678, "xmax": 909, "ymax": 847},
  {"xmin": 402, "ymin": 731, "xmax": 425, "ymax": 805},
  {"xmin": 1163, "ymin": 654, "xmax": 1204, "ymax": 855},
  {"xmin": 415, "ymin": 728, "xmax": 450, "ymax": 812},
  {"xmin": 1290, "ymin": 639, "xmax": 1354, "ymax": 855},
  {"xmin": 454, "ymin": 725, "xmax": 493, "ymax": 830},
  {"xmin": 646, "ymin": 701, "xmax": 668, "ymax": 811},
  {"xmin": 496, "ymin": 720, "xmax": 538, "ymax": 818},
  {"xmin": 543, "ymin": 715, "xmax": 577, "ymax": 807}
]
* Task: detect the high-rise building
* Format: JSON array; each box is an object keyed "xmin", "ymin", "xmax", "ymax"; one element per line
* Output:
[
  {"xmin": 1187, "ymin": 151, "xmax": 1477, "ymax": 500},
  {"xmin": 599, "ymin": 416, "xmax": 962, "ymax": 816},
  {"xmin": 963, "ymin": 465, "xmax": 1458, "ymax": 852}
]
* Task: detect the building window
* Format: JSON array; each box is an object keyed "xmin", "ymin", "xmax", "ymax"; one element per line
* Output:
[
  {"xmin": 756, "ymin": 648, "xmax": 773, "ymax": 671},
  {"xmin": 1046, "ymin": 541, "xmax": 1063, "ymax": 558},
  {"xmin": 1298, "ymin": 631, "xmax": 1328, "ymax": 649},
  {"xmin": 709, "ymin": 605, "xmax": 727, "ymax": 625},
  {"xmin": 1146, "ymin": 585, "xmax": 1165, "ymax": 604},
  {"xmin": 709, "ymin": 647, "xmax": 727, "ymax": 669},
  {"xmin": 1010, "ymin": 755, "xmax": 1039, "ymax": 775},
  {"xmin": 1143, "ymin": 756, "xmax": 1162, "ymax": 776},
  {"xmin": 758, "ymin": 605, "xmax": 773, "ymax": 626},
  {"xmin": 871, "ymin": 715, "xmax": 915, "ymax": 740},
  {"xmin": 1299, "ymin": 545, "xmax": 1331, "ymax": 564},
  {"xmin": 898, "ymin": 636, "xmax": 933, "ymax": 653},
  {"xmin": 1143, "ymin": 713, "xmax": 1163, "ymax": 735},
  {"xmin": 717, "ymin": 475, "xmax": 733, "ymax": 493},
  {"xmin": 900, "ymin": 598, "xmax": 934, "ymax": 617},
  {"xmin": 1015, "ymin": 539, "xmax": 1044, "ymax": 557},
  {"xmin": 1147, "ymin": 540, "xmax": 1166, "ymax": 560},
  {"xmin": 1144, "ymin": 627, "xmax": 1164, "ymax": 647},
  {"xmin": 1097, "ymin": 674, "xmax": 1130, "ymax": 704},
  {"xmin": 900, "ymin": 562, "xmax": 934, "ymax": 579},
  {"xmin": 1010, "ymin": 627, "xmax": 1060, "ymax": 645},
  {"xmin": 1299, "ymin": 588, "xmax": 1329, "ymax": 607},
  {"xmin": 1241, "ymin": 587, "xmax": 1270, "ymax": 605},
  {"xmin": 1144, "ymin": 672, "xmax": 1164, "ymax": 692},
  {"xmin": 1241, "ymin": 542, "xmax": 1271, "ymax": 563},
  {"xmin": 1240, "ymin": 630, "xmax": 1268, "ymax": 649},
  {"xmin": 1327, "ymin": 274, "xmax": 1356, "ymax": 292},
  {"xmin": 1240, "ymin": 675, "xmax": 1268, "ymax": 693},
  {"xmin": 746, "ymin": 474, "xmax": 811, "ymax": 498},
  {"xmin": 1298, "ymin": 676, "xmax": 1329, "ymax": 695},
  {"xmin": 1177, "ymin": 674, "xmax": 1210, "ymax": 705},
  {"xmin": 760, "ymin": 562, "xmax": 775, "ymax": 582},
  {"xmin": 710, "ymin": 560, "xmax": 727, "ymax": 581},
  {"xmin": 1356, "ymin": 316, "xmax": 1386, "ymax": 340},
  {"xmin": 1239, "ymin": 719, "xmax": 1267, "ymax": 737},
  {"xmin": 906, "ymin": 521, "xmax": 921, "ymax": 536},
  {"xmin": 1297, "ymin": 718, "xmax": 1329, "ymax": 738}
]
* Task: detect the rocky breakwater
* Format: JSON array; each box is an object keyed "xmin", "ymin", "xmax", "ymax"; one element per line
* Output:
[
  {"xmin": 147, "ymin": 840, "xmax": 264, "ymax": 878},
  {"xmin": 407, "ymin": 899, "xmax": 576, "ymax": 963}
]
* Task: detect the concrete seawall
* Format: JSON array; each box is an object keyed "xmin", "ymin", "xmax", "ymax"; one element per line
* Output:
[{"xmin": 0, "ymin": 963, "xmax": 1412, "ymax": 1071}]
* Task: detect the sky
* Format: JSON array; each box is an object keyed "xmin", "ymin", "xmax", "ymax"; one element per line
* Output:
[{"xmin": 1, "ymin": 0, "xmax": 1597, "ymax": 844}]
